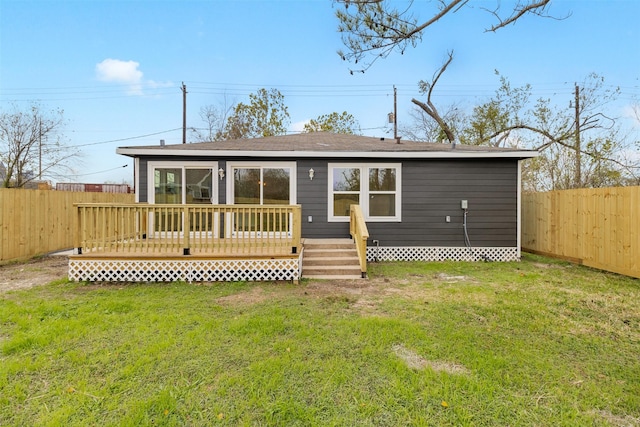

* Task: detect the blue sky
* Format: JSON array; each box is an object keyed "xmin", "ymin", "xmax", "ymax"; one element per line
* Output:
[{"xmin": 1, "ymin": 0, "xmax": 638, "ymax": 185}]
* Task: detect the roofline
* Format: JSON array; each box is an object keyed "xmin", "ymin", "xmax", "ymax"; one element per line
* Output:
[{"xmin": 116, "ymin": 147, "xmax": 539, "ymax": 159}]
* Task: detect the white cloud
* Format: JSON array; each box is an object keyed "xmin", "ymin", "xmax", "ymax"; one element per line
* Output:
[
  {"xmin": 95, "ymin": 58, "xmax": 145, "ymax": 95},
  {"xmin": 290, "ymin": 120, "xmax": 309, "ymax": 133}
]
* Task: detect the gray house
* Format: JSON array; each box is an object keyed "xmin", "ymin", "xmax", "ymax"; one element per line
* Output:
[{"xmin": 116, "ymin": 132, "xmax": 537, "ymax": 265}]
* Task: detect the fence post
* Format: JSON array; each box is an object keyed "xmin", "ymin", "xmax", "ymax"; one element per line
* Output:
[
  {"xmin": 183, "ymin": 205, "xmax": 191, "ymax": 255},
  {"xmin": 291, "ymin": 205, "xmax": 301, "ymax": 254},
  {"xmin": 74, "ymin": 204, "xmax": 83, "ymax": 255}
]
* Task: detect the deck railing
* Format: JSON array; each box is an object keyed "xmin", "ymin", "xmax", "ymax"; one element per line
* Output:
[
  {"xmin": 74, "ymin": 203, "xmax": 302, "ymax": 256},
  {"xmin": 349, "ymin": 204, "xmax": 370, "ymax": 278}
]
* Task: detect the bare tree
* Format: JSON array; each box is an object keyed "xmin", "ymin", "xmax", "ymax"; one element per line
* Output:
[
  {"xmin": 191, "ymin": 94, "xmax": 236, "ymax": 142},
  {"xmin": 403, "ymin": 102, "xmax": 465, "ymax": 143},
  {"xmin": 0, "ymin": 103, "xmax": 76, "ymax": 188},
  {"xmin": 335, "ymin": 0, "xmax": 557, "ymax": 71},
  {"xmin": 410, "ymin": 51, "xmax": 457, "ymax": 144}
]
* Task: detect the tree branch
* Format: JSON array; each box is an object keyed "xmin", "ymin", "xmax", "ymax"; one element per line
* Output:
[
  {"xmin": 485, "ymin": 0, "xmax": 553, "ymax": 32},
  {"xmin": 485, "ymin": 124, "xmax": 638, "ymax": 174},
  {"xmin": 411, "ymin": 51, "xmax": 456, "ymax": 144},
  {"xmin": 336, "ymin": 0, "xmax": 563, "ymax": 71}
]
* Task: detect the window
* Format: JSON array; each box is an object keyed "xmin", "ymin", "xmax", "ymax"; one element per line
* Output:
[
  {"xmin": 229, "ymin": 163, "xmax": 296, "ymax": 205},
  {"xmin": 154, "ymin": 168, "xmax": 182, "ymax": 204},
  {"xmin": 328, "ymin": 163, "xmax": 401, "ymax": 222},
  {"xmin": 148, "ymin": 162, "xmax": 219, "ymax": 234},
  {"xmin": 149, "ymin": 162, "xmax": 217, "ymax": 205},
  {"xmin": 228, "ymin": 162, "xmax": 296, "ymax": 235}
]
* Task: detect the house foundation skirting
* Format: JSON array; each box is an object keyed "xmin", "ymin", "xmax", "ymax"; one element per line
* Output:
[
  {"xmin": 367, "ymin": 246, "xmax": 519, "ymax": 262},
  {"xmin": 69, "ymin": 258, "xmax": 301, "ymax": 283}
]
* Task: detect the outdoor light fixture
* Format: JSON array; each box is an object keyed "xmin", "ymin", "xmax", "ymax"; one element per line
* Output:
[
  {"xmin": 218, "ymin": 168, "xmax": 225, "ymax": 180},
  {"xmin": 309, "ymin": 168, "xmax": 315, "ymax": 180}
]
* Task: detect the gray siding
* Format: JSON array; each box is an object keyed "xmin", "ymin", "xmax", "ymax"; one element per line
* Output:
[
  {"xmin": 135, "ymin": 156, "xmax": 519, "ymax": 247},
  {"xmin": 387, "ymin": 159, "xmax": 518, "ymax": 247},
  {"xmin": 297, "ymin": 159, "xmax": 351, "ymax": 238},
  {"xmin": 297, "ymin": 158, "xmax": 518, "ymax": 247},
  {"xmin": 138, "ymin": 158, "xmax": 149, "ymax": 202}
]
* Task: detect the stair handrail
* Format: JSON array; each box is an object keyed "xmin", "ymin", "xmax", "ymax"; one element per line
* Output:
[{"xmin": 349, "ymin": 204, "xmax": 369, "ymax": 278}]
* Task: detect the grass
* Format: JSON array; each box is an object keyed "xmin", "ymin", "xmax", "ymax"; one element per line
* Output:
[{"xmin": 1, "ymin": 253, "xmax": 639, "ymax": 426}]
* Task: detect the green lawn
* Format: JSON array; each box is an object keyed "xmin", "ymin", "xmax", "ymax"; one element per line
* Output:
[{"xmin": 1, "ymin": 254, "xmax": 639, "ymax": 426}]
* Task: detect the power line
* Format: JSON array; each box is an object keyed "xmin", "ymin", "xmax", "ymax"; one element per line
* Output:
[
  {"xmin": 70, "ymin": 164, "xmax": 129, "ymax": 177},
  {"xmin": 2, "ymin": 80, "xmax": 638, "ymax": 102},
  {"xmin": 74, "ymin": 128, "xmax": 182, "ymax": 147}
]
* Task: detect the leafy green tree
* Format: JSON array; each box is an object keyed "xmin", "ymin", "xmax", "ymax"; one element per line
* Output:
[
  {"xmin": 222, "ymin": 88, "xmax": 290, "ymax": 139},
  {"xmin": 303, "ymin": 111, "xmax": 360, "ymax": 134},
  {"xmin": 462, "ymin": 74, "xmax": 637, "ymax": 190},
  {"xmin": 0, "ymin": 103, "xmax": 75, "ymax": 188},
  {"xmin": 406, "ymin": 72, "xmax": 638, "ymax": 190},
  {"xmin": 459, "ymin": 71, "xmax": 533, "ymax": 147}
]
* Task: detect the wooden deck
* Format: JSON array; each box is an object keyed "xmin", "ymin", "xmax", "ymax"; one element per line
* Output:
[
  {"xmin": 71, "ymin": 236, "xmax": 299, "ymax": 259},
  {"xmin": 69, "ymin": 203, "xmax": 368, "ymax": 282}
]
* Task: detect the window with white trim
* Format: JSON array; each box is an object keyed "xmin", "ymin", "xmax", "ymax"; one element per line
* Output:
[
  {"xmin": 228, "ymin": 162, "xmax": 296, "ymax": 205},
  {"xmin": 147, "ymin": 161, "xmax": 220, "ymax": 236},
  {"xmin": 227, "ymin": 162, "xmax": 297, "ymax": 236},
  {"xmin": 148, "ymin": 161, "xmax": 218, "ymax": 204},
  {"xmin": 328, "ymin": 163, "xmax": 401, "ymax": 222}
]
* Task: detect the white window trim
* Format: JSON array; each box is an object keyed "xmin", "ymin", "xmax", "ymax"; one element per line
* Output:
[
  {"xmin": 147, "ymin": 161, "xmax": 219, "ymax": 204},
  {"xmin": 225, "ymin": 161, "xmax": 297, "ymax": 205},
  {"xmin": 328, "ymin": 163, "xmax": 402, "ymax": 222}
]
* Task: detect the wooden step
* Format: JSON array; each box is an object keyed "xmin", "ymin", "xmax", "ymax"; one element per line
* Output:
[
  {"xmin": 303, "ymin": 274, "xmax": 365, "ymax": 280},
  {"xmin": 301, "ymin": 238, "xmax": 365, "ymax": 280},
  {"xmin": 303, "ymin": 238, "xmax": 358, "ymax": 250},
  {"xmin": 303, "ymin": 249, "xmax": 357, "ymax": 259},
  {"xmin": 302, "ymin": 265, "xmax": 363, "ymax": 277},
  {"xmin": 303, "ymin": 256, "xmax": 360, "ymax": 266}
]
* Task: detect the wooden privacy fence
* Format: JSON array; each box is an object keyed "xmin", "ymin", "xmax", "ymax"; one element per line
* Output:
[
  {"xmin": 74, "ymin": 203, "xmax": 302, "ymax": 256},
  {"xmin": 0, "ymin": 189, "xmax": 134, "ymax": 262},
  {"xmin": 522, "ymin": 186, "xmax": 639, "ymax": 279}
]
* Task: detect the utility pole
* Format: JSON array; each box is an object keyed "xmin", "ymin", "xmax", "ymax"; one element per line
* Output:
[
  {"xmin": 181, "ymin": 82, "xmax": 187, "ymax": 144},
  {"xmin": 574, "ymin": 83, "xmax": 581, "ymax": 188},
  {"xmin": 387, "ymin": 86, "xmax": 401, "ymax": 143},
  {"xmin": 393, "ymin": 85, "xmax": 399, "ymax": 144}
]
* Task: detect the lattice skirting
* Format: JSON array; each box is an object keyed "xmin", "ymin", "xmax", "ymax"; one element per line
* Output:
[
  {"xmin": 69, "ymin": 258, "xmax": 301, "ymax": 282},
  {"xmin": 367, "ymin": 246, "xmax": 519, "ymax": 262}
]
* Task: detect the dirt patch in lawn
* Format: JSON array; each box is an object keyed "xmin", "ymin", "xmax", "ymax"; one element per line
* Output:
[
  {"xmin": 392, "ymin": 344, "xmax": 470, "ymax": 374},
  {"xmin": 216, "ymin": 286, "xmax": 270, "ymax": 305},
  {"xmin": 0, "ymin": 256, "xmax": 69, "ymax": 293},
  {"xmin": 0, "ymin": 257, "xmax": 472, "ymax": 309}
]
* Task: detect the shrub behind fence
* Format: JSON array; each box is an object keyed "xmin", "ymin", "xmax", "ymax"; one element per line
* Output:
[
  {"xmin": 0, "ymin": 189, "xmax": 134, "ymax": 262},
  {"xmin": 522, "ymin": 186, "xmax": 639, "ymax": 279}
]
